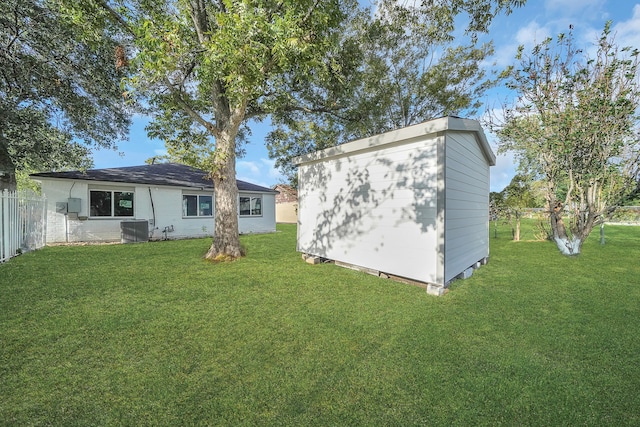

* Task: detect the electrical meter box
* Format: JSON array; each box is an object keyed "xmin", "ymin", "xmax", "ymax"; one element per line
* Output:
[{"xmin": 67, "ymin": 198, "xmax": 81, "ymax": 213}]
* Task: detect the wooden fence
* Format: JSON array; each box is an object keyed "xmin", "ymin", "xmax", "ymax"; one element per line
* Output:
[{"xmin": 0, "ymin": 190, "xmax": 47, "ymax": 262}]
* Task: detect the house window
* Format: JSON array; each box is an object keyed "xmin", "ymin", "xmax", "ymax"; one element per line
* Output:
[
  {"xmin": 90, "ymin": 190, "xmax": 134, "ymax": 217},
  {"xmin": 183, "ymin": 194, "xmax": 213, "ymax": 217},
  {"xmin": 239, "ymin": 195, "xmax": 262, "ymax": 217}
]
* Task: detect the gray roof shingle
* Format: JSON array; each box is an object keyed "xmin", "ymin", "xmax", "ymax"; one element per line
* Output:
[{"xmin": 30, "ymin": 163, "xmax": 277, "ymax": 193}]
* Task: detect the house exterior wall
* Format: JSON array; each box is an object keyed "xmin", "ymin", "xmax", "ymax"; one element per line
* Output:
[
  {"xmin": 276, "ymin": 202, "xmax": 298, "ymax": 223},
  {"xmin": 443, "ymin": 131, "xmax": 491, "ymax": 283},
  {"xmin": 40, "ymin": 179, "xmax": 91, "ymax": 243},
  {"xmin": 274, "ymin": 184, "xmax": 298, "ymax": 223},
  {"xmin": 238, "ymin": 192, "xmax": 276, "ymax": 234},
  {"xmin": 39, "ymin": 179, "xmax": 275, "ymax": 243},
  {"xmin": 297, "ymin": 135, "xmax": 441, "ymax": 284}
]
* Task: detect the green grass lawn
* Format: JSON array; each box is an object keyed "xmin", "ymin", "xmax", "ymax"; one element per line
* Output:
[{"xmin": 1, "ymin": 222, "xmax": 639, "ymax": 426}]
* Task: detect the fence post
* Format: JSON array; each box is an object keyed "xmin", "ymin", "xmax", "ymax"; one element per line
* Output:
[
  {"xmin": 40, "ymin": 192, "xmax": 47, "ymax": 247},
  {"xmin": 8, "ymin": 190, "xmax": 17, "ymax": 259},
  {"xmin": 2, "ymin": 189, "xmax": 10, "ymax": 261},
  {"xmin": 1, "ymin": 190, "xmax": 4, "ymax": 261}
]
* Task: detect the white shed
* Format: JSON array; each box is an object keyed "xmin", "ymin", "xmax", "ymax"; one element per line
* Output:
[
  {"xmin": 294, "ymin": 116, "xmax": 496, "ymax": 295},
  {"xmin": 30, "ymin": 163, "xmax": 277, "ymax": 244}
]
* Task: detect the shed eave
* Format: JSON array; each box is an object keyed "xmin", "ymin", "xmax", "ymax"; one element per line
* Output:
[{"xmin": 293, "ymin": 116, "xmax": 496, "ymax": 166}]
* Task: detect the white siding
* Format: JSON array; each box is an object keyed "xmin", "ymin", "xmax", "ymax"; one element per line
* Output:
[
  {"xmin": 239, "ymin": 193, "xmax": 276, "ymax": 234},
  {"xmin": 153, "ymin": 187, "xmax": 215, "ymax": 240},
  {"xmin": 298, "ymin": 135, "xmax": 442, "ymax": 284},
  {"xmin": 40, "ymin": 179, "xmax": 275, "ymax": 243},
  {"xmin": 296, "ymin": 117, "xmax": 494, "ymax": 289},
  {"xmin": 40, "ymin": 179, "xmax": 92, "ymax": 243},
  {"xmin": 444, "ymin": 131, "xmax": 490, "ymax": 283}
]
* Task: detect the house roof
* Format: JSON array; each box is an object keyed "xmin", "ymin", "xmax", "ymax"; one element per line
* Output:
[
  {"xmin": 30, "ymin": 163, "xmax": 277, "ymax": 193},
  {"xmin": 272, "ymin": 184, "xmax": 297, "ymax": 196},
  {"xmin": 293, "ymin": 116, "xmax": 496, "ymax": 166}
]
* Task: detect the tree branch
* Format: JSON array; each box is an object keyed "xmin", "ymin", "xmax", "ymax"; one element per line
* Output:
[
  {"xmin": 163, "ymin": 77, "xmax": 220, "ymax": 139},
  {"xmin": 246, "ymin": 102, "xmax": 347, "ymax": 121},
  {"xmin": 95, "ymin": 0, "xmax": 136, "ymax": 37},
  {"xmin": 188, "ymin": 0, "xmax": 210, "ymax": 44},
  {"xmin": 301, "ymin": 0, "xmax": 322, "ymax": 27}
]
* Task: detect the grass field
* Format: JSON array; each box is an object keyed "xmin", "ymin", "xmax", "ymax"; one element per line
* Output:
[{"xmin": 1, "ymin": 222, "xmax": 639, "ymax": 425}]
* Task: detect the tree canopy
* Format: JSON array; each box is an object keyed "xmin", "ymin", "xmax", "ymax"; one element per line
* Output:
[
  {"xmin": 491, "ymin": 23, "xmax": 640, "ymax": 255},
  {"xmin": 499, "ymin": 174, "xmax": 537, "ymax": 240},
  {"xmin": 76, "ymin": 0, "xmax": 357, "ymax": 259},
  {"xmin": 0, "ymin": 0, "xmax": 130, "ymax": 190},
  {"xmin": 267, "ymin": 0, "xmax": 526, "ymax": 183}
]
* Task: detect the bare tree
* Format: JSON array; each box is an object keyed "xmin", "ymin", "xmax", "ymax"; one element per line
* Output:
[{"xmin": 490, "ymin": 23, "xmax": 640, "ymax": 255}]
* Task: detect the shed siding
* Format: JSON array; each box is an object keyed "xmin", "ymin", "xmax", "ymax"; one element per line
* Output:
[
  {"xmin": 295, "ymin": 117, "xmax": 493, "ymax": 290},
  {"xmin": 298, "ymin": 135, "xmax": 441, "ymax": 283},
  {"xmin": 444, "ymin": 131, "xmax": 490, "ymax": 282}
]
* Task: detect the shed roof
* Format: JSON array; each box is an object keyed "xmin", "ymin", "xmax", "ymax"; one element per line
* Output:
[
  {"xmin": 293, "ymin": 116, "xmax": 496, "ymax": 166},
  {"xmin": 30, "ymin": 163, "xmax": 277, "ymax": 193}
]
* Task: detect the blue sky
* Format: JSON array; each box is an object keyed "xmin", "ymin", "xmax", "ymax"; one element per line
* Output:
[{"xmin": 91, "ymin": 0, "xmax": 640, "ymax": 192}]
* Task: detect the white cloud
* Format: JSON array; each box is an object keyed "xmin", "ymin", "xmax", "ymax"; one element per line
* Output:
[
  {"xmin": 490, "ymin": 151, "xmax": 517, "ymax": 192},
  {"xmin": 480, "ymin": 109, "xmax": 517, "ymax": 192},
  {"xmin": 491, "ymin": 42, "xmax": 518, "ymax": 69},
  {"xmin": 490, "ymin": 21, "xmax": 552, "ymax": 68},
  {"xmin": 569, "ymin": 4, "xmax": 640, "ymax": 65},
  {"xmin": 237, "ymin": 160, "xmax": 260, "ymax": 176},
  {"xmin": 260, "ymin": 158, "xmax": 285, "ymax": 180},
  {"xmin": 515, "ymin": 21, "xmax": 551, "ymax": 46},
  {"xmin": 235, "ymin": 158, "xmax": 287, "ymax": 188},
  {"xmin": 612, "ymin": 4, "xmax": 640, "ymax": 50}
]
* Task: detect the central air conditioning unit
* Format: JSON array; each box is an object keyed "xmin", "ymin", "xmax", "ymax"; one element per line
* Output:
[{"xmin": 120, "ymin": 220, "xmax": 149, "ymax": 243}]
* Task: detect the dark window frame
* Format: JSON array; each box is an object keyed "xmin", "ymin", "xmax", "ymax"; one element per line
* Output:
[
  {"xmin": 89, "ymin": 189, "xmax": 134, "ymax": 218},
  {"xmin": 239, "ymin": 195, "xmax": 262, "ymax": 217},
  {"xmin": 182, "ymin": 194, "xmax": 213, "ymax": 217}
]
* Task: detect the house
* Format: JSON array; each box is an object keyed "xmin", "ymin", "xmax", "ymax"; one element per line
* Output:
[
  {"xmin": 293, "ymin": 116, "xmax": 496, "ymax": 295},
  {"xmin": 30, "ymin": 163, "xmax": 277, "ymax": 244},
  {"xmin": 273, "ymin": 184, "xmax": 298, "ymax": 224}
]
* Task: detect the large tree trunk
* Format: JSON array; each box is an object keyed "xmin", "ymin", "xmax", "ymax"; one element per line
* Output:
[
  {"xmin": 205, "ymin": 126, "xmax": 243, "ymax": 261},
  {"xmin": 550, "ymin": 200, "xmax": 582, "ymax": 255},
  {"xmin": 0, "ymin": 143, "xmax": 17, "ymax": 191}
]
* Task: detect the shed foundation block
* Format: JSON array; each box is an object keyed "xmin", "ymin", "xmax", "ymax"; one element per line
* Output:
[
  {"xmin": 456, "ymin": 267, "xmax": 475, "ymax": 280},
  {"xmin": 427, "ymin": 284, "xmax": 446, "ymax": 296},
  {"xmin": 302, "ymin": 253, "xmax": 322, "ymax": 265}
]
